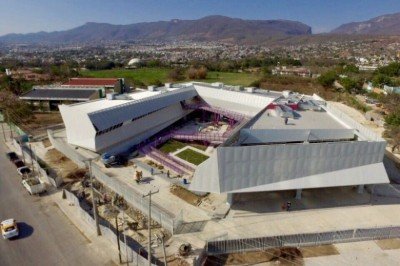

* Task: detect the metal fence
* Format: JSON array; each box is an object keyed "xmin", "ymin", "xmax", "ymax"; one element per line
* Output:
[
  {"xmin": 206, "ymin": 226, "xmax": 400, "ymax": 255},
  {"xmin": 63, "ymin": 189, "xmax": 158, "ymax": 265},
  {"xmin": 91, "ymin": 163, "xmax": 178, "ymax": 233},
  {"xmin": 48, "ymin": 130, "xmax": 183, "ymax": 234}
]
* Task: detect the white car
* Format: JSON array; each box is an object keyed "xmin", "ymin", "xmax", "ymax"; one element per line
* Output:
[{"xmin": 1, "ymin": 219, "xmax": 19, "ymax": 239}]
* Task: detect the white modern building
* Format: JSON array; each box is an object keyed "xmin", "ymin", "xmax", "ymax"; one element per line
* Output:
[{"xmin": 59, "ymin": 82, "xmax": 389, "ymax": 195}]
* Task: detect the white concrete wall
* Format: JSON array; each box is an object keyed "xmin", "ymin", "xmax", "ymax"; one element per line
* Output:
[
  {"xmin": 94, "ymin": 103, "xmax": 189, "ymax": 152},
  {"xmin": 194, "ymin": 85, "xmax": 275, "ymax": 116},
  {"xmin": 191, "ymin": 140, "xmax": 388, "ymax": 193},
  {"xmin": 59, "ymin": 104, "xmax": 96, "ymax": 150}
]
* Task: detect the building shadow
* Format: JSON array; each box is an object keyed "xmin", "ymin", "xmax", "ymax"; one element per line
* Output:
[{"xmin": 230, "ymin": 185, "xmax": 400, "ymax": 216}]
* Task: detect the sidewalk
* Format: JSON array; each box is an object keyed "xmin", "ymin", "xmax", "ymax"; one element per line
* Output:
[{"xmin": 48, "ymin": 190, "xmax": 120, "ymax": 265}]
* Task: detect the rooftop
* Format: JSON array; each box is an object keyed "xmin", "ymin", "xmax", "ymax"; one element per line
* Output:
[
  {"xmin": 63, "ymin": 78, "xmax": 119, "ymax": 87},
  {"xmin": 64, "ymin": 87, "xmax": 180, "ymax": 114},
  {"xmin": 249, "ymin": 108, "xmax": 349, "ymax": 130},
  {"xmin": 20, "ymin": 88, "xmax": 98, "ymax": 101}
]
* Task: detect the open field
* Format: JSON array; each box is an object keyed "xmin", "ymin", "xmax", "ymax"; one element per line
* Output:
[
  {"xmin": 81, "ymin": 68, "xmax": 169, "ymax": 85},
  {"xmin": 175, "ymin": 148, "xmax": 209, "ymax": 165},
  {"xmin": 80, "ymin": 68, "xmax": 261, "ymax": 87}
]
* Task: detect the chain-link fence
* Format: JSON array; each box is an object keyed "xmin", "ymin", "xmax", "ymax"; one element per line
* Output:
[
  {"xmin": 63, "ymin": 189, "xmax": 160, "ymax": 265},
  {"xmin": 48, "ymin": 130, "xmax": 182, "ymax": 234},
  {"xmin": 91, "ymin": 163, "xmax": 178, "ymax": 233},
  {"xmin": 206, "ymin": 226, "xmax": 400, "ymax": 255}
]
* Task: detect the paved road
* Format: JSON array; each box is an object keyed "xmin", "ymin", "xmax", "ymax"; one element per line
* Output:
[{"xmin": 0, "ymin": 139, "xmax": 114, "ymax": 266}]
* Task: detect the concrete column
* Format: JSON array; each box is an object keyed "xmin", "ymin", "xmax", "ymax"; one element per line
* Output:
[
  {"xmin": 295, "ymin": 189, "xmax": 302, "ymax": 200},
  {"xmin": 357, "ymin": 185, "xmax": 364, "ymax": 194},
  {"xmin": 227, "ymin": 193, "xmax": 234, "ymax": 205}
]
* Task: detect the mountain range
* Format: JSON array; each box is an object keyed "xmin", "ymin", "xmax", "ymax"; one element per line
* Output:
[
  {"xmin": 0, "ymin": 16, "xmax": 312, "ymax": 44},
  {"xmin": 331, "ymin": 12, "xmax": 400, "ymax": 35},
  {"xmin": 3, "ymin": 12, "xmax": 400, "ymax": 45}
]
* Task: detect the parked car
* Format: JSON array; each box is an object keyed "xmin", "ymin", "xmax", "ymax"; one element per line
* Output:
[
  {"xmin": 22, "ymin": 178, "xmax": 46, "ymax": 195},
  {"xmin": 6, "ymin": 152, "xmax": 19, "ymax": 162},
  {"xmin": 101, "ymin": 153, "xmax": 128, "ymax": 168},
  {"xmin": 1, "ymin": 219, "xmax": 19, "ymax": 239},
  {"xmin": 13, "ymin": 160, "xmax": 25, "ymax": 168},
  {"xmin": 17, "ymin": 166, "xmax": 32, "ymax": 177}
]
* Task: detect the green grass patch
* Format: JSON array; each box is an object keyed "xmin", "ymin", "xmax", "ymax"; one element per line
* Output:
[
  {"xmin": 158, "ymin": 139, "xmax": 208, "ymax": 154},
  {"xmin": 80, "ymin": 68, "xmax": 261, "ymax": 87},
  {"xmin": 81, "ymin": 67, "xmax": 170, "ymax": 85},
  {"xmin": 175, "ymin": 149, "xmax": 209, "ymax": 166},
  {"xmin": 158, "ymin": 140, "xmax": 187, "ymax": 154},
  {"xmin": 196, "ymin": 71, "xmax": 261, "ymax": 86}
]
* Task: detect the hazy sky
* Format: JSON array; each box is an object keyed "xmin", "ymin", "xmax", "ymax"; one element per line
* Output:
[{"xmin": 1, "ymin": 0, "xmax": 400, "ymax": 36}]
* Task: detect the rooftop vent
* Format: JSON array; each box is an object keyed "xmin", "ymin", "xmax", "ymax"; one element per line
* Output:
[
  {"xmin": 211, "ymin": 82, "xmax": 224, "ymax": 88},
  {"xmin": 282, "ymin": 90, "xmax": 293, "ymax": 98},
  {"xmin": 245, "ymin": 87, "xmax": 255, "ymax": 93},
  {"xmin": 106, "ymin": 93, "xmax": 117, "ymax": 100}
]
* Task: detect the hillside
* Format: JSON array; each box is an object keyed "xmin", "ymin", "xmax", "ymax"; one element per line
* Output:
[
  {"xmin": 0, "ymin": 15, "xmax": 312, "ymax": 44},
  {"xmin": 332, "ymin": 12, "xmax": 400, "ymax": 35}
]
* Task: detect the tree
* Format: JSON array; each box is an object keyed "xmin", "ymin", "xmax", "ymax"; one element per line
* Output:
[
  {"xmin": 168, "ymin": 68, "xmax": 184, "ymax": 81},
  {"xmin": 196, "ymin": 66, "xmax": 208, "ymax": 79},
  {"xmin": 186, "ymin": 66, "xmax": 208, "ymax": 80},
  {"xmin": 342, "ymin": 64, "xmax": 359, "ymax": 74},
  {"xmin": 340, "ymin": 77, "xmax": 362, "ymax": 93},
  {"xmin": 0, "ymin": 89, "xmax": 33, "ymax": 123},
  {"xmin": 385, "ymin": 125, "xmax": 400, "ymax": 153},
  {"xmin": 372, "ymin": 73, "xmax": 394, "ymax": 88},
  {"xmin": 317, "ymin": 70, "xmax": 337, "ymax": 87},
  {"xmin": 375, "ymin": 62, "xmax": 400, "ymax": 77}
]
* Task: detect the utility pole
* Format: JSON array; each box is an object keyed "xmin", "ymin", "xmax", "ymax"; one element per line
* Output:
[
  {"xmin": 29, "ymin": 143, "xmax": 35, "ymax": 174},
  {"xmin": 6, "ymin": 110, "xmax": 13, "ymax": 140},
  {"xmin": 83, "ymin": 157, "xmax": 101, "ymax": 236},
  {"xmin": 143, "ymin": 188, "xmax": 159, "ymax": 266},
  {"xmin": 19, "ymin": 142, "xmax": 26, "ymax": 165},
  {"xmin": 161, "ymin": 233, "xmax": 167, "ymax": 266},
  {"xmin": 122, "ymin": 210, "xmax": 129, "ymax": 265},
  {"xmin": 115, "ymin": 216, "xmax": 122, "ymax": 264},
  {"xmin": 1, "ymin": 122, "xmax": 6, "ymax": 142},
  {"xmin": 33, "ymin": 147, "xmax": 41, "ymax": 178}
]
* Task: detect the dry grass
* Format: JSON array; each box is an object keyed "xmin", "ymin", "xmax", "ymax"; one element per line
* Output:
[
  {"xmin": 170, "ymin": 185, "xmax": 203, "ymax": 206},
  {"xmin": 205, "ymin": 244, "xmax": 339, "ymax": 265},
  {"xmin": 166, "ymin": 256, "xmax": 191, "ymax": 266},
  {"xmin": 299, "ymin": 244, "xmax": 339, "ymax": 258},
  {"xmin": 42, "ymin": 139, "xmax": 52, "ymax": 148},
  {"xmin": 375, "ymin": 238, "xmax": 400, "ymax": 250},
  {"xmin": 45, "ymin": 148, "xmax": 79, "ymax": 179},
  {"xmin": 206, "ymin": 247, "xmax": 304, "ymax": 265}
]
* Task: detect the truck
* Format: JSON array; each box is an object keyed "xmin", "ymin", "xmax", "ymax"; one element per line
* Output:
[{"xmin": 22, "ymin": 178, "xmax": 46, "ymax": 195}]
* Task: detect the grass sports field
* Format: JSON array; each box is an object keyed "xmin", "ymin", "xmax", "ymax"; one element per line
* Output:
[{"xmin": 80, "ymin": 68, "xmax": 261, "ymax": 87}]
